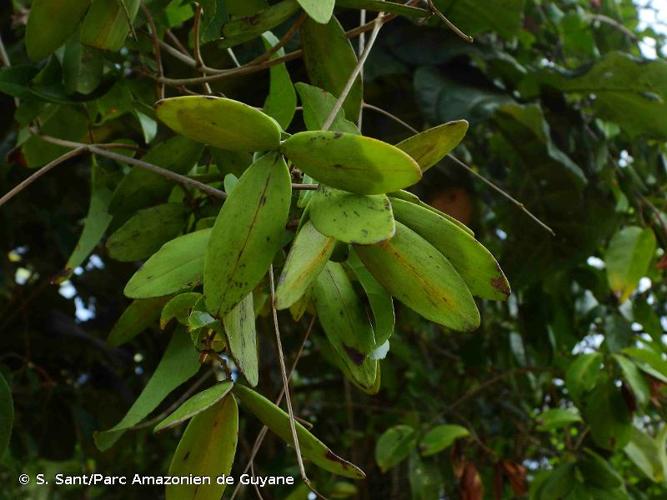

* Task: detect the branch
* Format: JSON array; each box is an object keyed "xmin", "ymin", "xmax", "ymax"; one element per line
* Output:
[
  {"xmin": 141, "ymin": 3, "xmax": 165, "ymax": 100},
  {"xmin": 362, "ymin": 103, "xmax": 556, "ymax": 236},
  {"xmin": 0, "ymin": 148, "xmax": 86, "ymax": 208},
  {"xmin": 425, "ymin": 0, "xmax": 473, "ymax": 43}
]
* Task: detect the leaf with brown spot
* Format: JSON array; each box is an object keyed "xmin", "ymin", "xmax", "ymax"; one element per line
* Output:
[{"xmin": 167, "ymin": 394, "xmax": 238, "ymax": 500}]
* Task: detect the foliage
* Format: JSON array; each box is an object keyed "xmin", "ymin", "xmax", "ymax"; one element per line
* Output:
[{"xmin": 0, "ymin": 0, "xmax": 666, "ymax": 499}]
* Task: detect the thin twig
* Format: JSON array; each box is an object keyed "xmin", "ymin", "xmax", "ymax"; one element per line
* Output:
[
  {"xmin": 446, "ymin": 154, "xmax": 555, "ymax": 236},
  {"xmin": 0, "ymin": 148, "xmax": 85, "ymax": 208},
  {"xmin": 425, "ymin": 0, "xmax": 473, "ymax": 43},
  {"xmin": 230, "ymin": 316, "xmax": 317, "ymax": 500},
  {"xmin": 33, "ymin": 133, "xmax": 228, "ymax": 200},
  {"xmin": 268, "ymin": 266, "xmax": 324, "ymax": 498},
  {"xmin": 141, "ymin": 3, "xmax": 165, "ymax": 100},
  {"xmin": 249, "ymin": 13, "xmax": 307, "ymax": 66},
  {"xmin": 362, "ymin": 103, "xmax": 556, "ymax": 236},
  {"xmin": 322, "ymin": 13, "xmax": 385, "ymax": 131},
  {"xmin": 358, "ymin": 9, "xmax": 367, "ymax": 129},
  {"xmin": 119, "ymin": 0, "xmax": 138, "ymax": 41}
]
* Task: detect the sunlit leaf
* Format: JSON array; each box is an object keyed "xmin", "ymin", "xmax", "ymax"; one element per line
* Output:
[
  {"xmin": 419, "ymin": 424, "xmax": 469, "ymax": 456},
  {"xmin": 396, "ymin": 120, "xmax": 469, "ymax": 172},
  {"xmin": 156, "ymin": 96, "xmax": 282, "ymax": 151},
  {"xmin": 605, "ymin": 226, "xmax": 656, "ymax": 303},
  {"xmin": 155, "ymin": 381, "xmax": 234, "ymax": 432}
]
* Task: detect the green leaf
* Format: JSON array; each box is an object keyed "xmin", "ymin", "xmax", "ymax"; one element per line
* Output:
[
  {"xmin": 312, "ymin": 262, "xmax": 377, "ymax": 387},
  {"xmin": 354, "ymin": 222, "xmax": 480, "ymax": 332},
  {"xmin": 336, "ymin": 0, "xmax": 430, "ymax": 20},
  {"xmin": 392, "ymin": 198, "xmax": 510, "ymax": 300},
  {"xmin": 94, "ymin": 330, "xmax": 200, "ymax": 450},
  {"xmin": 309, "ymin": 186, "xmax": 395, "ymax": 244},
  {"xmin": 261, "ymin": 32, "xmax": 297, "ymax": 129},
  {"xmin": 624, "ymin": 425, "xmax": 667, "ymax": 482},
  {"xmin": 26, "ymin": 0, "xmax": 91, "ymax": 60},
  {"xmin": 604, "ymin": 226, "xmax": 656, "ymax": 303},
  {"xmin": 161, "ymin": 292, "xmax": 203, "ymax": 329},
  {"xmin": 577, "ymin": 449, "xmax": 623, "ymax": 489},
  {"xmin": 0, "ymin": 372, "xmax": 13, "ymax": 458},
  {"xmin": 222, "ymin": 294, "xmax": 259, "ymax": 387},
  {"xmin": 613, "ymin": 354, "xmax": 650, "ymax": 408},
  {"xmin": 107, "ymin": 297, "xmax": 170, "ymax": 347},
  {"xmin": 396, "ymin": 120, "xmax": 469, "ymax": 172},
  {"xmin": 409, "ymin": 452, "xmax": 444, "ymax": 500},
  {"xmin": 275, "ymin": 221, "xmax": 335, "ymax": 310},
  {"xmin": 281, "ymin": 131, "xmax": 421, "ymax": 195},
  {"xmin": 155, "ymin": 381, "xmax": 234, "ymax": 432},
  {"xmin": 581, "ymin": 376, "xmax": 632, "ymax": 451},
  {"xmin": 204, "ymin": 153, "xmax": 291, "ymax": 316},
  {"xmin": 527, "ymin": 52, "xmax": 667, "ymax": 139},
  {"xmin": 295, "ymin": 82, "xmax": 360, "ymax": 134},
  {"xmin": 56, "ymin": 161, "xmax": 114, "ymax": 283},
  {"xmin": 166, "ymin": 394, "xmax": 238, "ymax": 500},
  {"xmin": 124, "ymin": 229, "xmax": 211, "ymax": 299},
  {"xmin": 107, "ymin": 204, "xmax": 188, "ymax": 262},
  {"xmin": 297, "ymin": 0, "xmax": 334, "ymax": 23},
  {"xmin": 301, "ymin": 16, "xmax": 362, "ymax": 119},
  {"xmin": 536, "ymin": 463, "xmax": 576, "ymax": 500},
  {"xmin": 62, "ymin": 37, "xmax": 103, "ymax": 95},
  {"xmin": 565, "ymin": 353, "xmax": 603, "ymax": 403},
  {"xmin": 419, "ymin": 424, "xmax": 469, "ymax": 456},
  {"xmin": 220, "ymin": 0, "xmax": 300, "ymax": 48},
  {"xmin": 389, "ymin": 190, "xmax": 474, "ymax": 237},
  {"xmin": 347, "ymin": 250, "xmax": 395, "ymax": 346},
  {"xmin": 536, "ymin": 408, "xmax": 582, "ymax": 432},
  {"xmin": 375, "ymin": 425, "xmax": 417, "ymax": 473},
  {"xmin": 155, "ymin": 96, "xmax": 282, "ymax": 152},
  {"xmin": 233, "ymin": 384, "xmax": 365, "ymax": 479},
  {"xmin": 108, "ymin": 137, "xmax": 204, "ymax": 221},
  {"xmin": 80, "ymin": 0, "xmax": 140, "ymax": 51}
]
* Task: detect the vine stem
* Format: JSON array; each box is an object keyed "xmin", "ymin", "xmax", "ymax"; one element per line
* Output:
[
  {"xmin": 425, "ymin": 0, "xmax": 473, "ymax": 43},
  {"xmin": 229, "ymin": 316, "xmax": 316, "ymax": 500},
  {"xmin": 361, "ymin": 103, "xmax": 556, "ymax": 236},
  {"xmin": 322, "ymin": 12, "xmax": 385, "ymax": 131},
  {"xmin": 268, "ymin": 267, "xmax": 326, "ymax": 499},
  {"xmin": 0, "ymin": 148, "xmax": 86, "ymax": 208}
]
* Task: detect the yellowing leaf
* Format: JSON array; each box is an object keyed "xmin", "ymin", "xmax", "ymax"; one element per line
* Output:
[
  {"xmin": 297, "ymin": 0, "xmax": 334, "ymax": 23},
  {"xmin": 396, "ymin": 120, "xmax": 469, "ymax": 172},
  {"xmin": 222, "ymin": 294, "xmax": 259, "ymax": 387},
  {"xmin": 220, "ymin": 0, "xmax": 300, "ymax": 48},
  {"xmin": 309, "ymin": 187, "xmax": 396, "ymax": 244},
  {"xmin": 392, "ymin": 198, "xmax": 509, "ymax": 300},
  {"xmin": 26, "ymin": 0, "xmax": 91, "ymax": 60},
  {"xmin": 155, "ymin": 381, "xmax": 234, "ymax": 432},
  {"xmin": 161, "ymin": 293, "xmax": 202, "ymax": 329},
  {"xmin": 204, "ymin": 153, "xmax": 291, "ymax": 315},
  {"xmin": 275, "ymin": 221, "xmax": 335, "ymax": 310},
  {"xmin": 301, "ymin": 16, "xmax": 362, "ymax": 119},
  {"xmin": 354, "ymin": 222, "xmax": 480, "ymax": 332},
  {"xmin": 233, "ymin": 384, "xmax": 365, "ymax": 478},
  {"xmin": 605, "ymin": 226, "xmax": 656, "ymax": 303},
  {"xmin": 281, "ymin": 131, "xmax": 422, "ymax": 194},
  {"xmin": 167, "ymin": 394, "xmax": 238, "ymax": 500},
  {"xmin": 124, "ymin": 229, "xmax": 211, "ymax": 299},
  {"xmin": 80, "ymin": 0, "xmax": 140, "ymax": 51},
  {"xmin": 155, "ymin": 96, "xmax": 282, "ymax": 152}
]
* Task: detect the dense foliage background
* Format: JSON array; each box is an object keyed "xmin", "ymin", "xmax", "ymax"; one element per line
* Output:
[{"xmin": 1, "ymin": 0, "xmax": 666, "ymax": 498}]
